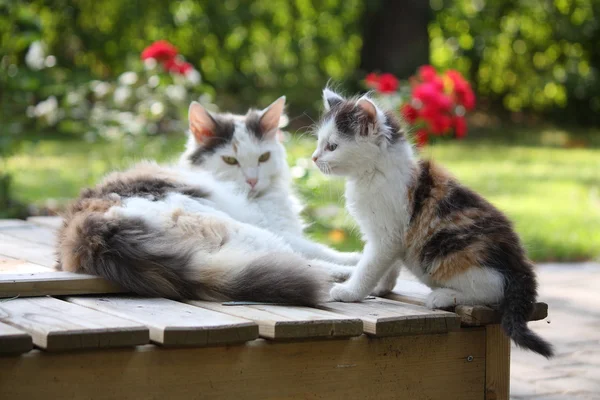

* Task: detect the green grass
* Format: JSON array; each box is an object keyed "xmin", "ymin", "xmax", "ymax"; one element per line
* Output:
[{"xmin": 5, "ymin": 128, "xmax": 600, "ymax": 262}]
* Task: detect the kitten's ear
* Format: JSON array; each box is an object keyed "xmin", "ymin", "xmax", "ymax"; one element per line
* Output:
[
  {"xmin": 357, "ymin": 98, "xmax": 378, "ymax": 122},
  {"xmin": 260, "ymin": 96, "xmax": 286, "ymax": 139},
  {"xmin": 188, "ymin": 101, "xmax": 216, "ymax": 144},
  {"xmin": 357, "ymin": 98, "xmax": 380, "ymax": 137},
  {"xmin": 323, "ymin": 88, "xmax": 344, "ymax": 111}
]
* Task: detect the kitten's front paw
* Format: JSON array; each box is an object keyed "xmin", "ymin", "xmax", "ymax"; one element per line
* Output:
[
  {"xmin": 426, "ymin": 288, "xmax": 459, "ymax": 309},
  {"xmin": 329, "ymin": 283, "xmax": 365, "ymax": 302}
]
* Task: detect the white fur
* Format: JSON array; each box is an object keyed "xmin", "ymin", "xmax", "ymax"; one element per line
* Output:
[
  {"xmin": 107, "ymin": 99, "xmax": 360, "ymax": 290},
  {"xmin": 315, "ymin": 90, "xmax": 503, "ymax": 307}
]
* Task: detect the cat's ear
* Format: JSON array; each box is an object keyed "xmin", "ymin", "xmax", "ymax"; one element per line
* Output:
[
  {"xmin": 188, "ymin": 101, "xmax": 216, "ymax": 143},
  {"xmin": 357, "ymin": 98, "xmax": 381, "ymax": 137},
  {"xmin": 323, "ymin": 88, "xmax": 344, "ymax": 111},
  {"xmin": 259, "ymin": 96, "xmax": 286, "ymax": 139},
  {"xmin": 357, "ymin": 98, "xmax": 378, "ymax": 122}
]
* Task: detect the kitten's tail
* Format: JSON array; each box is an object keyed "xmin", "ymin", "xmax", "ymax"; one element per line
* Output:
[
  {"xmin": 500, "ymin": 262, "xmax": 554, "ymax": 358},
  {"xmin": 57, "ymin": 212, "xmax": 325, "ymax": 306}
]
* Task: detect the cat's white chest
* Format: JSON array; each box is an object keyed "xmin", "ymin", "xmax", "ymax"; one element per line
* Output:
[{"xmin": 345, "ymin": 177, "xmax": 409, "ymax": 245}]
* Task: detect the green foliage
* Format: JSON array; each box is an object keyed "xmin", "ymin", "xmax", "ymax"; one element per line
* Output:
[
  {"xmin": 1, "ymin": 0, "xmax": 364, "ymax": 115},
  {"xmin": 429, "ymin": 0, "xmax": 600, "ymax": 123}
]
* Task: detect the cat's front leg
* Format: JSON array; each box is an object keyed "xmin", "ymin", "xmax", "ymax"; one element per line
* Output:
[
  {"xmin": 307, "ymin": 259, "xmax": 354, "ymax": 283},
  {"xmin": 282, "ymin": 234, "xmax": 361, "ymax": 266},
  {"xmin": 329, "ymin": 243, "xmax": 397, "ymax": 302}
]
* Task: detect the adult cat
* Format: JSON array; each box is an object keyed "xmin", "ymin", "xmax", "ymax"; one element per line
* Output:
[
  {"xmin": 311, "ymin": 89, "xmax": 553, "ymax": 357},
  {"xmin": 57, "ymin": 97, "xmax": 358, "ymax": 305}
]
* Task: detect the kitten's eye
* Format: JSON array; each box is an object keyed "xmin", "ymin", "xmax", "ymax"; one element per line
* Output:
[
  {"xmin": 222, "ymin": 156, "xmax": 238, "ymax": 165},
  {"xmin": 258, "ymin": 152, "xmax": 271, "ymax": 162},
  {"xmin": 326, "ymin": 143, "xmax": 338, "ymax": 152}
]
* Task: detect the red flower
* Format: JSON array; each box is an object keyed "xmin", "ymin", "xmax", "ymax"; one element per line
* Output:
[
  {"xmin": 401, "ymin": 104, "xmax": 418, "ymax": 123},
  {"xmin": 454, "ymin": 116, "xmax": 467, "ymax": 138},
  {"xmin": 415, "ymin": 129, "xmax": 428, "ymax": 147},
  {"xmin": 164, "ymin": 59, "xmax": 193, "ymax": 75},
  {"xmin": 141, "ymin": 40, "xmax": 178, "ymax": 61},
  {"xmin": 446, "ymin": 70, "xmax": 476, "ymax": 110},
  {"xmin": 413, "ymin": 82, "xmax": 439, "ymax": 103},
  {"xmin": 365, "ymin": 73, "xmax": 380, "ymax": 88},
  {"xmin": 377, "ymin": 73, "xmax": 399, "ymax": 94},
  {"xmin": 418, "ymin": 65, "xmax": 437, "ymax": 82}
]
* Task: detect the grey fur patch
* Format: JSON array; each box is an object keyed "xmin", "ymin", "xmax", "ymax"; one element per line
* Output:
[
  {"xmin": 244, "ymin": 109, "xmax": 265, "ymax": 140},
  {"xmin": 222, "ymin": 252, "xmax": 324, "ymax": 306},
  {"xmin": 321, "ymin": 98, "xmax": 404, "ymax": 143},
  {"xmin": 81, "ymin": 178, "xmax": 209, "ymax": 201},
  {"xmin": 73, "ymin": 214, "xmax": 198, "ymax": 299},
  {"xmin": 189, "ymin": 114, "xmax": 236, "ymax": 164}
]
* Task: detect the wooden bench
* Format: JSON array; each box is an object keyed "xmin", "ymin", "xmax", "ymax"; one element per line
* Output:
[{"xmin": 0, "ymin": 217, "xmax": 548, "ymax": 400}]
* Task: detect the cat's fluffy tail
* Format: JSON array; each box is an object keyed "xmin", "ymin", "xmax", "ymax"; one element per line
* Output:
[
  {"xmin": 57, "ymin": 212, "xmax": 325, "ymax": 306},
  {"xmin": 500, "ymin": 262, "xmax": 554, "ymax": 358}
]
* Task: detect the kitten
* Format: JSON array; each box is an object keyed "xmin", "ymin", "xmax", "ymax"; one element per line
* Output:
[
  {"xmin": 57, "ymin": 97, "xmax": 357, "ymax": 306},
  {"xmin": 312, "ymin": 89, "xmax": 553, "ymax": 357}
]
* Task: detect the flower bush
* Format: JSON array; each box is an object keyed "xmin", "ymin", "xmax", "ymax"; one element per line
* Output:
[
  {"xmin": 364, "ymin": 66, "xmax": 475, "ymax": 147},
  {"xmin": 22, "ymin": 40, "xmax": 211, "ymax": 142}
]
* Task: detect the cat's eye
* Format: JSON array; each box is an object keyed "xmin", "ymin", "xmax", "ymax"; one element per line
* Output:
[
  {"xmin": 258, "ymin": 152, "xmax": 271, "ymax": 162},
  {"xmin": 222, "ymin": 156, "xmax": 238, "ymax": 165},
  {"xmin": 326, "ymin": 143, "xmax": 338, "ymax": 152}
]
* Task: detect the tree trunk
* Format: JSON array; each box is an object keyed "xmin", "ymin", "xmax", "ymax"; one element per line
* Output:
[{"xmin": 360, "ymin": 0, "xmax": 431, "ymax": 79}]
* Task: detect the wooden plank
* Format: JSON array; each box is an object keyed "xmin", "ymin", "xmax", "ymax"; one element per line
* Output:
[
  {"xmin": 0, "ymin": 321, "xmax": 32, "ymax": 355},
  {"xmin": 456, "ymin": 303, "xmax": 548, "ymax": 326},
  {"xmin": 0, "ymin": 233, "xmax": 56, "ymax": 268},
  {"xmin": 0, "ymin": 221, "xmax": 57, "ymax": 247},
  {"xmin": 0, "ymin": 219, "xmax": 56, "ymax": 246},
  {"xmin": 0, "ymin": 297, "xmax": 148, "ymax": 351},
  {"xmin": 189, "ymin": 301, "xmax": 363, "ymax": 340},
  {"xmin": 0, "ymin": 256, "xmax": 51, "ymax": 274},
  {"xmin": 27, "ymin": 216, "xmax": 62, "ymax": 230},
  {"xmin": 0, "ymin": 329, "xmax": 487, "ymax": 400},
  {"xmin": 322, "ymin": 297, "xmax": 460, "ymax": 336},
  {"xmin": 485, "ymin": 324, "xmax": 511, "ymax": 400},
  {"xmin": 67, "ymin": 296, "xmax": 258, "ymax": 346},
  {"xmin": 0, "ymin": 272, "xmax": 125, "ymax": 298},
  {"xmin": 386, "ymin": 280, "xmax": 549, "ymax": 326}
]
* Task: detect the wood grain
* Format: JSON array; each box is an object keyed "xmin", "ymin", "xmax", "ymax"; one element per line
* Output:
[
  {"xmin": 0, "ymin": 256, "xmax": 51, "ymax": 274},
  {"xmin": 0, "ymin": 271, "xmax": 125, "ymax": 298},
  {"xmin": 485, "ymin": 324, "xmax": 511, "ymax": 400},
  {"xmin": 67, "ymin": 296, "xmax": 258, "ymax": 346},
  {"xmin": 387, "ymin": 281, "xmax": 549, "ymax": 326},
  {"xmin": 27, "ymin": 216, "xmax": 62, "ymax": 230},
  {"xmin": 0, "ymin": 221, "xmax": 57, "ymax": 246},
  {"xmin": 189, "ymin": 301, "xmax": 363, "ymax": 340},
  {"xmin": 322, "ymin": 297, "xmax": 460, "ymax": 336},
  {"xmin": 456, "ymin": 303, "xmax": 548, "ymax": 326},
  {"xmin": 0, "ymin": 233, "xmax": 56, "ymax": 268},
  {"xmin": 0, "ymin": 329, "xmax": 487, "ymax": 400},
  {"xmin": 0, "ymin": 321, "xmax": 32, "ymax": 355},
  {"xmin": 0, "ymin": 297, "xmax": 148, "ymax": 351}
]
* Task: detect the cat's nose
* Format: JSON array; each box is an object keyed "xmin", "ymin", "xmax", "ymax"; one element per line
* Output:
[
  {"xmin": 312, "ymin": 155, "xmax": 318, "ymax": 163},
  {"xmin": 246, "ymin": 178, "xmax": 258, "ymax": 188}
]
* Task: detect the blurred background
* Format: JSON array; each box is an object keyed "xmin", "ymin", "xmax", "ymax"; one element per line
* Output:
[{"xmin": 1, "ymin": 0, "xmax": 599, "ymax": 263}]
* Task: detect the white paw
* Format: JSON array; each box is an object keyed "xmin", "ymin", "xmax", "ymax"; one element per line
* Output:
[
  {"xmin": 371, "ymin": 282, "xmax": 394, "ymax": 297},
  {"xmin": 342, "ymin": 252, "xmax": 362, "ymax": 266},
  {"xmin": 329, "ymin": 283, "xmax": 365, "ymax": 302},
  {"xmin": 425, "ymin": 288, "xmax": 460, "ymax": 309},
  {"xmin": 329, "ymin": 269, "xmax": 352, "ymax": 283}
]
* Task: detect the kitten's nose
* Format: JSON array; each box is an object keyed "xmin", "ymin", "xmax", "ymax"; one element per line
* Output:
[
  {"xmin": 312, "ymin": 155, "xmax": 318, "ymax": 163},
  {"xmin": 246, "ymin": 178, "xmax": 258, "ymax": 188}
]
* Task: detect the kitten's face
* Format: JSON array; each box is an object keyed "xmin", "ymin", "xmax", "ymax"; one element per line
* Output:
[
  {"xmin": 182, "ymin": 97, "xmax": 288, "ymax": 196},
  {"xmin": 312, "ymin": 89, "xmax": 403, "ymax": 177}
]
